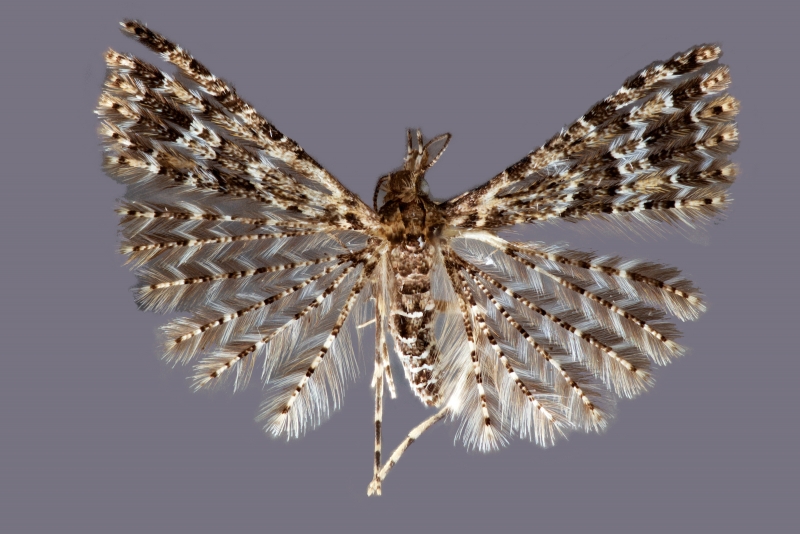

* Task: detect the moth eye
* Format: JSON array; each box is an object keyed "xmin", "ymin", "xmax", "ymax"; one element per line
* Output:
[
  {"xmin": 374, "ymin": 174, "xmax": 391, "ymax": 210},
  {"xmin": 418, "ymin": 178, "xmax": 430, "ymax": 197}
]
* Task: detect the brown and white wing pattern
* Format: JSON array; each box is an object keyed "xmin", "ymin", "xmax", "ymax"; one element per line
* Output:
[
  {"xmin": 444, "ymin": 44, "xmax": 737, "ymax": 230},
  {"xmin": 98, "ymin": 21, "xmax": 379, "ymax": 438},
  {"xmin": 434, "ymin": 45, "xmax": 737, "ymax": 451},
  {"xmin": 437, "ymin": 232, "xmax": 702, "ymax": 450},
  {"xmin": 99, "ymin": 25, "xmax": 738, "ymax": 494}
]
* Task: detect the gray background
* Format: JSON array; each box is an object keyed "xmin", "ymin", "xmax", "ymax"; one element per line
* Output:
[{"xmin": 1, "ymin": 0, "xmax": 797, "ymax": 532}]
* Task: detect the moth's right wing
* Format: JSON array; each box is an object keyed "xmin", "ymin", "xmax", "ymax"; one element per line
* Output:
[{"xmin": 443, "ymin": 44, "xmax": 738, "ymax": 233}]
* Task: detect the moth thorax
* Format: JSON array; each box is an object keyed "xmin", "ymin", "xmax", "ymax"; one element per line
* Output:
[
  {"xmin": 379, "ymin": 170, "xmax": 431, "ymax": 206},
  {"xmin": 373, "ymin": 131, "xmax": 450, "ymax": 211}
]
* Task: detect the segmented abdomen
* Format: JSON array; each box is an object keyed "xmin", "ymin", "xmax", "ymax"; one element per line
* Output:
[{"xmin": 388, "ymin": 239, "xmax": 441, "ymax": 406}]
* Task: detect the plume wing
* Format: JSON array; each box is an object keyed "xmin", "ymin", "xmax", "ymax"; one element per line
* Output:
[
  {"xmin": 443, "ymin": 44, "xmax": 738, "ymax": 233},
  {"xmin": 97, "ymin": 21, "xmax": 381, "ymax": 437}
]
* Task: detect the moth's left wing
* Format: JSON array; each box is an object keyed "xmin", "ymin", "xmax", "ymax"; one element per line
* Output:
[
  {"xmin": 97, "ymin": 21, "xmax": 380, "ymax": 438},
  {"xmin": 443, "ymin": 44, "xmax": 738, "ymax": 231},
  {"xmin": 102, "ymin": 20, "xmax": 377, "ymax": 232}
]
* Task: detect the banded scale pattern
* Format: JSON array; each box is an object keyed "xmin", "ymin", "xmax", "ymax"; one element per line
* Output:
[{"xmin": 97, "ymin": 21, "xmax": 738, "ymax": 496}]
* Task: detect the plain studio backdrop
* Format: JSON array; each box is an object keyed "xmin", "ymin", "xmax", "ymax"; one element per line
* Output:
[{"xmin": 1, "ymin": 1, "xmax": 796, "ymax": 532}]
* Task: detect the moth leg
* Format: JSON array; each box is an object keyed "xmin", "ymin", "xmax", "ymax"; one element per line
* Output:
[
  {"xmin": 373, "ymin": 259, "xmax": 397, "ymax": 400},
  {"xmin": 370, "ymin": 304, "xmax": 386, "ymax": 495},
  {"xmin": 367, "ymin": 407, "xmax": 448, "ymax": 496},
  {"xmin": 379, "ymin": 317, "xmax": 396, "ymax": 400}
]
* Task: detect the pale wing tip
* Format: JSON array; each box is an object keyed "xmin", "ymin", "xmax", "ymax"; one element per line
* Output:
[{"xmin": 696, "ymin": 43, "xmax": 723, "ymax": 62}]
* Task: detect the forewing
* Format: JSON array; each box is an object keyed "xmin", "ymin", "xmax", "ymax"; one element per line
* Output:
[{"xmin": 444, "ymin": 45, "xmax": 738, "ymax": 232}]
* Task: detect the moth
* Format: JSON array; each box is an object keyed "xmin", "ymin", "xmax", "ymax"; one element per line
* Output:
[{"xmin": 97, "ymin": 21, "xmax": 738, "ymax": 495}]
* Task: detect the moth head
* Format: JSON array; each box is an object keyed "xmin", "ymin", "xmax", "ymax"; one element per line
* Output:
[{"xmin": 373, "ymin": 129, "xmax": 451, "ymax": 210}]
